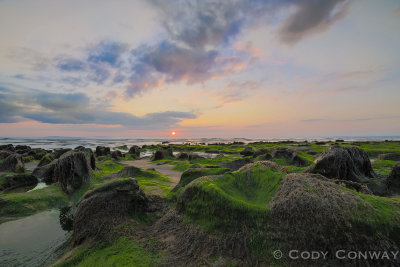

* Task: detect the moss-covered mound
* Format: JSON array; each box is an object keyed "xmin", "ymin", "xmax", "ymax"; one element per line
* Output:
[
  {"xmin": 268, "ymin": 173, "xmax": 400, "ymax": 265},
  {"xmin": 177, "ymin": 164, "xmax": 284, "ymax": 231},
  {"xmin": 0, "ymin": 173, "xmax": 37, "ymax": 193},
  {"xmin": 172, "ymin": 167, "xmax": 230, "ymax": 192}
]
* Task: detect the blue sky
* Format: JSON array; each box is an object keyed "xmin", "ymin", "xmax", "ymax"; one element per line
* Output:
[{"xmin": 0, "ymin": 0, "xmax": 399, "ymax": 138}]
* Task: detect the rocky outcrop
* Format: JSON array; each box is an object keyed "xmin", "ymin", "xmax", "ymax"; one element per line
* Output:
[
  {"xmin": 176, "ymin": 152, "xmax": 189, "ymax": 160},
  {"xmin": 219, "ymin": 158, "xmax": 252, "ymax": 171},
  {"xmin": 0, "ymin": 144, "xmax": 15, "ymax": 152},
  {"xmin": 309, "ymin": 146, "xmax": 375, "ymax": 182},
  {"xmin": 0, "ymin": 150, "xmax": 12, "ymax": 160},
  {"xmin": 0, "ymin": 173, "xmax": 37, "ymax": 193},
  {"xmin": 271, "ymin": 147, "xmax": 307, "ymax": 167},
  {"xmin": 237, "ymin": 161, "xmax": 285, "ymax": 173},
  {"xmin": 128, "ymin": 146, "xmax": 140, "ymax": 158},
  {"xmin": 387, "ymin": 162, "xmax": 400, "ymax": 193},
  {"xmin": 33, "ymin": 150, "xmax": 95, "ymax": 193},
  {"xmin": 95, "ymin": 146, "xmax": 110, "ymax": 157},
  {"xmin": 240, "ymin": 147, "xmax": 254, "ymax": 157},
  {"xmin": 71, "ymin": 178, "xmax": 148, "ymax": 245},
  {"xmin": 53, "ymin": 150, "xmax": 95, "ymax": 193},
  {"xmin": 152, "ymin": 148, "xmax": 173, "ymax": 161},
  {"xmin": 111, "ymin": 150, "xmax": 123, "ymax": 159},
  {"xmin": 0, "ymin": 153, "xmax": 24, "ymax": 172}
]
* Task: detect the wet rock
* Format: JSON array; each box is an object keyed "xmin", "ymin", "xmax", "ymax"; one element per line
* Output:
[
  {"xmin": 0, "ymin": 153, "xmax": 24, "ymax": 173},
  {"xmin": 0, "ymin": 144, "xmax": 15, "ymax": 152},
  {"xmin": 52, "ymin": 148, "xmax": 72, "ymax": 159},
  {"xmin": 0, "ymin": 173, "xmax": 37, "ymax": 192},
  {"xmin": 240, "ymin": 146, "xmax": 254, "ymax": 157},
  {"xmin": 95, "ymin": 146, "xmax": 111, "ymax": 157},
  {"xmin": 128, "ymin": 145, "xmax": 140, "ymax": 158},
  {"xmin": 0, "ymin": 150, "xmax": 12, "ymax": 160},
  {"xmin": 271, "ymin": 147, "xmax": 307, "ymax": 167},
  {"xmin": 309, "ymin": 146, "xmax": 375, "ymax": 182},
  {"xmin": 54, "ymin": 150, "xmax": 95, "ymax": 193},
  {"xmin": 111, "ymin": 150, "xmax": 123, "ymax": 159},
  {"xmin": 219, "ymin": 158, "xmax": 252, "ymax": 171},
  {"xmin": 71, "ymin": 178, "xmax": 148, "ymax": 245},
  {"xmin": 176, "ymin": 152, "xmax": 189, "ymax": 160},
  {"xmin": 252, "ymin": 148, "xmax": 270, "ymax": 158},
  {"xmin": 388, "ymin": 162, "xmax": 400, "ymax": 193},
  {"xmin": 151, "ymin": 148, "xmax": 173, "ymax": 161}
]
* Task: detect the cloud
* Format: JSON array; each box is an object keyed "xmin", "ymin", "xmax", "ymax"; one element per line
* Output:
[
  {"xmin": 87, "ymin": 40, "xmax": 127, "ymax": 67},
  {"xmin": 0, "ymin": 88, "xmax": 196, "ymax": 129},
  {"xmin": 279, "ymin": 0, "xmax": 350, "ymax": 43},
  {"xmin": 56, "ymin": 57, "xmax": 86, "ymax": 71}
]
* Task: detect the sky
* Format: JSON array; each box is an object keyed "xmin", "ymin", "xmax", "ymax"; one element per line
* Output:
[{"xmin": 0, "ymin": 0, "xmax": 399, "ymax": 138}]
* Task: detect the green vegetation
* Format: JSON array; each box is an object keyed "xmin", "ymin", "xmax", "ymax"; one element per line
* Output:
[
  {"xmin": 115, "ymin": 145, "xmax": 128, "ymax": 150},
  {"xmin": 0, "ymin": 185, "xmax": 68, "ymax": 220},
  {"xmin": 372, "ymin": 159, "xmax": 397, "ymax": 176},
  {"xmin": 93, "ymin": 159, "xmax": 125, "ymax": 180},
  {"xmin": 177, "ymin": 165, "xmax": 284, "ymax": 231},
  {"xmin": 56, "ymin": 237, "xmax": 164, "ymax": 267},
  {"xmin": 352, "ymin": 192, "xmax": 400, "ymax": 243}
]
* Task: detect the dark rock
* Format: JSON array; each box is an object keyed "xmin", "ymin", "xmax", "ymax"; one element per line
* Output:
[
  {"xmin": 240, "ymin": 146, "xmax": 254, "ymax": 156},
  {"xmin": 0, "ymin": 153, "xmax": 24, "ymax": 172},
  {"xmin": 0, "ymin": 144, "xmax": 14, "ymax": 152},
  {"xmin": 111, "ymin": 150, "xmax": 123, "ymax": 159},
  {"xmin": 188, "ymin": 153, "xmax": 204, "ymax": 161},
  {"xmin": 102, "ymin": 166, "xmax": 157, "ymax": 180},
  {"xmin": 0, "ymin": 173, "xmax": 38, "ymax": 192},
  {"xmin": 309, "ymin": 146, "xmax": 375, "ymax": 182},
  {"xmin": 177, "ymin": 152, "xmax": 189, "ymax": 160},
  {"xmin": 335, "ymin": 139, "xmax": 344, "ymax": 142},
  {"xmin": 95, "ymin": 146, "xmax": 111, "ymax": 157},
  {"xmin": 128, "ymin": 146, "xmax": 140, "ymax": 158},
  {"xmin": 0, "ymin": 150, "xmax": 12, "ymax": 160},
  {"xmin": 38, "ymin": 154, "xmax": 53, "ymax": 167},
  {"xmin": 54, "ymin": 151, "xmax": 94, "ymax": 193},
  {"xmin": 388, "ymin": 162, "xmax": 400, "ymax": 193},
  {"xmin": 52, "ymin": 148, "xmax": 72, "ymax": 159},
  {"xmin": 271, "ymin": 147, "xmax": 307, "ymax": 167},
  {"xmin": 220, "ymin": 158, "xmax": 252, "ymax": 171},
  {"xmin": 151, "ymin": 148, "xmax": 173, "ymax": 161},
  {"xmin": 74, "ymin": 146, "xmax": 86, "ymax": 151},
  {"xmin": 33, "ymin": 161, "xmax": 56, "ymax": 184},
  {"xmin": 71, "ymin": 178, "xmax": 148, "ymax": 245},
  {"xmin": 252, "ymin": 148, "xmax": 270, "ymax": 158},
  {"xmin": 379, "ymin": 153, "xmax": 400, "ymax": 161}
]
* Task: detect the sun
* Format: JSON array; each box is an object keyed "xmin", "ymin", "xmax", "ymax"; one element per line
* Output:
[{"xmin": 171, "ymin": 131, "xmax": 176, "ymax": 136}]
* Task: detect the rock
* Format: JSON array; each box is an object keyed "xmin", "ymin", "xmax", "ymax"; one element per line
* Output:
[
  {"xmin": 52, "ymin": 148, "xmax": 72, "ymax": 159},
  {"xmin": 0, "ymin": 153, "xmax": 24, "ymax": 173},
  {"xmin": 95, "ymin": 146, "xmax": 111, "ymax": 157},
  {"xmin": 237, "ymin": 161, "xmax": 285, "ymax": 173},
  {"xmin": 0, "ymin": 144, "xmax": 15, "ymax": 152},
  {"xmin": 38, "ymin": 154, "xmax": 53, "ymax": 167},
  {"xmin": 267, "ymin": 173, "xmax": 396, "ymax": 261},
  {"xmin": 387, "ymin": 162, "xmax": 400, "ymax": 193},
  {"xmin": 379, "ymin": 153, "xmax": 400, "ymax": 161},
  {"xmin": 128, "ymin": 145, "xmax": 140, "ymax": 158},
  {"xmin": 0, "ymin": 173, "xmax": 38, "ymax": 192},
  {"xmin": 240, "ymin": 146, "xmax": 254, "ymax": 156},
  {"xmin": 54, "ymin": 150, "xmax": 95, "ymax": 193},
  {"xmin": 102, "ymin": 166, "xmax": 157, "ymax": 180},
  {"xmin": 188, "ymin": 153, "xmax": 204, "ymax": 161},
  {"xmin": 176, "ymin": 152, "xmax": 189, "ymax": 160},
  {"xmin": 151, "ymin": 148, "xmax": 173, "ymax": 161},
  {"xmin": 15, "ymin": 145, "xmax": 31, "ymax": 154},
  {"xmin": 71, "ymin": 178, "xmax": 148, "ymax": 245},
  {"xmin": 111, "ymin": 150, "xmax": 123, "ymax": 159},
  {"xmin": 0, "ymin": 150, "xmax": 12, "ymax": 160},
  {"xmin": 271, "ymin": 147, "xmax": 307, "ymax": 167},
  {"xmin": 74, "ymin": 146, "xmax": 86, "ymax": 151},
  {"xmin": 309, "ymin": 146, "xmax": 375, "ymax": 182},
  {"xmin": 219, "ymin": 158, "xmax": 252, "ymax": 171},
  {"xmin": 32, "ymin": 160, "xmax": 57, "ymax": 184},
  {"xmin": 173, "ymin": 167, "xmax": 230, "ymax": 192},
  {"xmin": 252, "ymin": 148, "xmax": 270, "ymax": 158}
]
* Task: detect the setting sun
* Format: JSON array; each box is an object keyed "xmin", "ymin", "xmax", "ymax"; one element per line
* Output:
[{"xmin": 171, "ymin": 131, "xmax": 176, "ymax": 136}]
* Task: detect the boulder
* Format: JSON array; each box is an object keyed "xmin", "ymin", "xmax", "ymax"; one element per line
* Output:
[
  {"xmin": 111, "ymin": 150, "xmax": 123, "ymax": 159},
  {"xmin": 128, "ymin": 146, "xmax": 140, "ymax": 158},
  {"xmin": 387, "ymin": 162, "xmax": 400, "ymax": 193},
  {"xmin": 176, "ymin": 152, "xmax": 189, "ymax": 160},
  {"xmin": 95, "ymin": 146, "xmax": 111, "ymax": 157},
  {"xmin": 0, "ymin": 144, "xmax": 15, "ymax": 152},
  {"xmin": 0, "ymin": 150, "xmax": 12, "ymax": 160},
  {"xmin": 151, "ymin": 148, "xmax": 173, "ymax": 161},
  {"xmin": 54, "ymin": 150, "xmax": 95, "ymax": 193},
  {"xmin": 252, "ymin": 148, "xmax": 270, "ymax": 158},
  {"xmin": 52, "ymin": 148, "xmax": 72, "ymax": 159},
  {"xmin": 33, "ymin": 150, "xmax": 95, "ymax": 193},
  {"xmin": 38, "ymin": 154, "xmax": 53, "ymax": 167},
  {"xmin": 15, "ymin": 145, "xmax": 31, "ymax": 154},
  {"xmin": 267, "ymin": 173, "xmax": 398, "ymax": 263},
  {"xmin": 309, "ymin": 146, "xmax": 375, "ymax": 182},
  {"xmin": 240, "ymin": 146, "xmax": 254, "ymax": 156},
  {"xmin": 271, "ymin": 147, "xmax": 307, "ymax": 167},
  {"xmin": 237, "ymin": 161, "xmax": 285, "ymax": 173},
  {"xmin": 0, "ymin": 153, "xmax": 24, "ymax": 172},
  {"xmin": 71, "ymin": 178, "xmax": 148, "ymax": 245},
  {"xmin": 0, "ymin": 173, "xmax": 37, "ymax": 193},
  {"xmin": 219, "ymin": 158, "xmax": 252, "ymax": 171}
]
